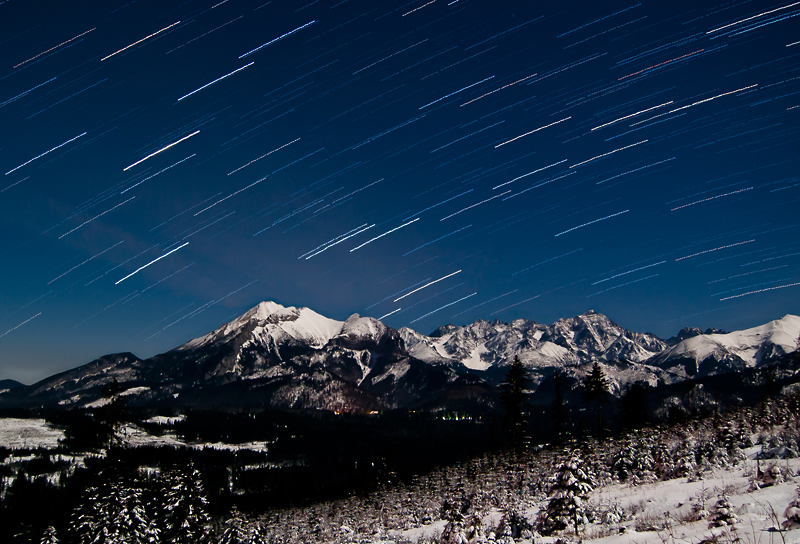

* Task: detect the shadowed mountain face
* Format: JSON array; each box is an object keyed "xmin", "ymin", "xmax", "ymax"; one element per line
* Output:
[{"xmin": 2, "ymin": 301, "xmax": 798, "ymax": 412}]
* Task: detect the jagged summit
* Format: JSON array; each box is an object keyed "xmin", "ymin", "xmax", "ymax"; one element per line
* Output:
[
  {"xmin": 1, "ymin": 300, "xmax": 797, "ymax": 412},
  {"xmin": 179, "ymin": 300, "xmax": 344, "ymax": 353}
]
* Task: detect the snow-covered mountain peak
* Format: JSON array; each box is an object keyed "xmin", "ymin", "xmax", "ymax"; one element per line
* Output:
[
  {"xmin": 650, "ymin": 314, "xmax": 800, "ymax": 377},
  {"xmin": 340, "ymin": 314, "xmax": 387, "ymax": 339},
  {"xmin": 177, "ymin": 301, "xmax": 344, "ymax": 352}
]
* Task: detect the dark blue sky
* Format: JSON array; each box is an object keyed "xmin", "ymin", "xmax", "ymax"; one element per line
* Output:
[{"xmin": 1, "ymin": 0, "xmax": 798, "ymax": 383}]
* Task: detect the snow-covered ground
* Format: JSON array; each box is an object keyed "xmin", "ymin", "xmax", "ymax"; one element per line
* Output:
[
  {"xmin": 383, "ymin": 450, "xmax": 800, "ymax": 544},
  {"xmin": 0, "ymin": 418, "xmax": 64, "ymax": 450}
]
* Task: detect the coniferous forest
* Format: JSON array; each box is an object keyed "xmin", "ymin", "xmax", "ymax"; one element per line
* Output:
[{"xmin": 1, "ymin": 354, "xmax": 800, "ymax": 543}]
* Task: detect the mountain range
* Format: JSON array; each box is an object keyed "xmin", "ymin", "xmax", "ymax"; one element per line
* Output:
[{"xmin": 1, "ymin": 301, "xmax": 798, "ymax": 412}]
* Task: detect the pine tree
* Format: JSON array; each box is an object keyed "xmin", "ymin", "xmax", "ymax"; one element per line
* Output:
[
  {"xmin": 40, "ymin": 526, "xmax": 58, "ymax": 544},
  {"xmin": 708, "ymin": 495, "xmax": 739, "ymax": 528},
  {"xmin": 582, "ymin": 361, "xmax": 611, "ymax": 437},
  {"xmin": 218, "ymin": 506, "xmax": 248, "ymax": 544},
  {"xmin": 71, "ymin": 474, "xmax": 157, "ymax": 544},
  {"xmin": 498, "ymin": 356, "xmax": 531, "ymax": 450},
  {"xmin": 783, "ymin": 487, "xmax": 800, "ymax": 530},
  {"xmin": 539, "ymin": 450, "xmax": 595, "ymax": 537},
  {"xmin": 160, "ymin": 463, "xmax": 212, "ymax": 544}
]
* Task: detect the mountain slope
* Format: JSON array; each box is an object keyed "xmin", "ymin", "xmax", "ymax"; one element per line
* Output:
[
  {"xmin": 649, "ymin": 314, "xmax": 800, "ymax": 377},
  {"xmin": 1, "ymin": 302, "xmax": 797, "ymax": 412}
]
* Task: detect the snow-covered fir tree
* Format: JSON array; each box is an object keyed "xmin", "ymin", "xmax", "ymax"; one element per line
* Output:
[
  {"xmin": 708, "ymin": 495, "xmax": 739, "ymax": 528},
  {"xmin": 497, "ymin": 504, "xmax": 533, "ymax": 542},
  {"xmin": 611, "ymin": 435, "xmax": 656, "ymax": 484},
  {"xmin": 71, "ymin": 474, "xmax": 158, "ymax": 544},
  {"xmin": 217, "ymin": 506, "xmax": 248, "ymax": 544},
  {"xmin": 39, "ymin": 526, "xmax": 58, "ymax": 544},
  {"xmin": 538, "ymin": 450, "xmax": 594, "ymax": 537},
  {"xmin": 160, "ymin": 463, "xmax": 212, "ymax": 544},
  {"xmin": 784, "ymin": 487, "xmax": 800, "ymax": 530}
]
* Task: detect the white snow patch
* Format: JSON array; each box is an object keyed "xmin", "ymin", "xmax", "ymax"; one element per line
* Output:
[
  {"xmin": 0, "ymin": 418, "xmax": 64, "ymax": 450},
  {"xmin": 669, "ymin": 314, "xmax": 800, "ymax": 366},
  {"xmin": 461, "ymin": 343, "xmax": 492, "ymax": 371}
]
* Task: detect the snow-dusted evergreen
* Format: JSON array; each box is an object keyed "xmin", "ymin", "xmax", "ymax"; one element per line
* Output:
[
  {"xmin": 539, "ymin": 450, "xmax": 595, "ymax": 536},
  {"xmin": 71, "ymin": 474, "xmax": 157, "ymax": 544},
  {"xmin": 161, "ymin": 464, "xmax": 212, "ymax": 544}
]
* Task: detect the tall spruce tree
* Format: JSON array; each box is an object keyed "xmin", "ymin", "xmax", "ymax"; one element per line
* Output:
[
  {"xmin": 539, "ymin": 450, "xmax": 595, "ymax": 537},
  {"xmin": 498, "ymin": 356, "xmax": 531, "ymax": 450},
  {"xmin": 160, "ymin": 463, "xmax": 212, "ymax": 544},
  {"xmin": 71, "ymin": 474, "xmax": 157, "ymax": 544},
  {"xmin": 582, "ymin": 360, "xmax": 611, "ymax": 437}
]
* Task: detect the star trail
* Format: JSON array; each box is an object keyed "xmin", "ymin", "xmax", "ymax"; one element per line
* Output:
[{"xmin": 1, "ymin": 0, "xmax": 798, "ymax": 382}]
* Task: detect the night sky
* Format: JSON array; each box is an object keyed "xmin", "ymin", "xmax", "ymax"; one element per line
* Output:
[{"xmin": 1, "ymin": 0, "xmax": 799, "ymax": 383}]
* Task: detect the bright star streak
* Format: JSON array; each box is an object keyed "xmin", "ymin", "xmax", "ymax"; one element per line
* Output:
[
  {"xmin": 675, "ymin": 240, "xmax": 755, "ymax": 261},
  {"xmin": 123, "ymin": 130, "xmax": 200, "ymax": 171},
  {"xmin": 395, "ymin": 270, "xmax": 462, "ymax": 301},
  {"xmin": 403, "ymin": 0, "xmax": 436, "ymax": 16},
  {"xmin": 377, "ymin": 308, "xmax": 402, "ymax": 320},
  {"xmin": 239, "ymin": 20, "xmax": 316, "ymax": 58},
  {"xmin": 707, "ymin": 2, "xmax": 800, "ymax": 33},
  {"xmin": 5, "ymin": 132, "xmax": 87, "ymax": 175},
  {"xmin": 410, "ymin": 292, "xmax": 477, "ymax": 323},
  {"xmin": 554, "ymin": 210, "xmax": 629, "ymax": 237},
  {"xmin": 493, "ymin": 160, "xmax": 568, "ymax": 189},
  {"xmin": 590, "ymin": 102, "xmax": 673, "ymax": 131},
  {"xmin": 306, "ymin": 224, "xmax": 375, "ymax": 259},
  {"xmin": 300, "ymin": 224, "xmax": 370, "ymax": 259},
  {"xmin": 569, "ymin": 140, "xmax": 648, "ymax": 169},
  {"xmin": 495, "ymin": 117, "xmax": 571, "ymax": 148},
  {"xmin": 177, "ymin": 62, "xmax": 254, "ymax": 101},
  {"xmin": 350, "ymin": 218, "xmax": 420, "ymax": 252},
  {"xmin": 667, "ymin": 85, "xmax": 758, "ymax": 113},
  {"xmin": 115, "ymin": 243, "xmax": 189, "ymax": 285},
  {"xmin": 419, "ymin": 76, "xmax": 495, "ymax": 110},
  {"xmin": 102, "ymin": 21, "xmax": 182, "ymax": 61},
  {"xmin": 670, "ymin": 187, "xmax": 753, "ymax": 211},
  {"xmin": 592, "ymin": 261, "xmax": 666, "ymax": 285},
  {"xmin": 14, "ymin": 28, "xmax": 95, "ymax": 67},
  {"xmin": 59, "ymin": 196, "xmax": 136, "ymax": 239},
  {"xmin": 719, "ymin": 281, "xmax": 800, "ymax": 301},
  {"xmin": 0, "ymin": 313, "xmax": 42, "ymax": 339},
  {"xmin": 300, "ymin": 224, "xmax": 371, "ymax": 259},
  {"xmin": 440, "ymin": 191, "xmax": 510, "ymax": 221}
]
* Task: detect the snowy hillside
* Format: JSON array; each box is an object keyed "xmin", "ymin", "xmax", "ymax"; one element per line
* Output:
[{"xmin": 651, "ymin": 314, "xmax": 800, "ymax": 377}]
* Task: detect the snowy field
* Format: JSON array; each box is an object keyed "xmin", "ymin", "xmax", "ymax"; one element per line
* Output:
[
  {"xmin": 384, "ymin": 451, "xmax": 800, "ymax": 544},
  {"xmin": 0, "ymin": 418, "xmax": 64, "ymax": 450}
]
